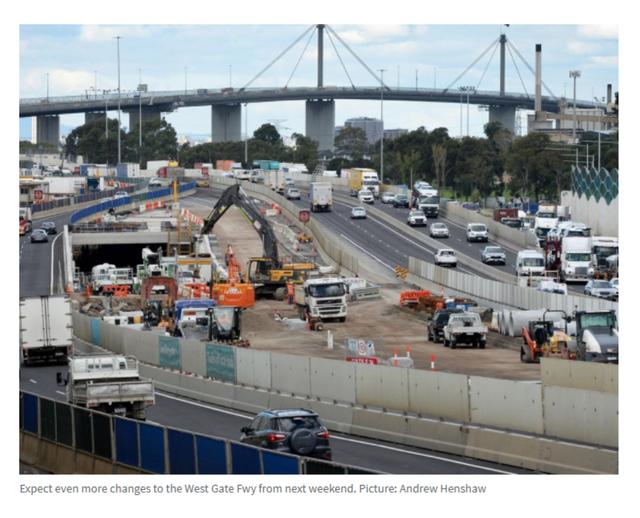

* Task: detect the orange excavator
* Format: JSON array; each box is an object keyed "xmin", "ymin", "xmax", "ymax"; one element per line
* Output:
[{"xmin": 208, "ymin": 244, "xmax": 255, "ymax": 308}]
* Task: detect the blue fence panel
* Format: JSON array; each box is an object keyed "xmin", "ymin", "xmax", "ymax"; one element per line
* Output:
[
  {"xmin": 230, "ymin": 443, "xmax": 262, "ymax": 474},
  {"xmin": 195, "ymin": 436, "xmax": 227, "ymax": 474},
  {"xmin": 115, "ymin": 418, "xmax": 139, "ymax": 468},
  {"xmin": 261, "ymin": 451, "xmax": 300, "ymax": 474},
  {"xmin": 168, "ymin": 429, "xmax": 196, "ymax": 474},
  {"xmin": 139, "ymin": 422, "xmax": 166, "ymax": 474},
  {"xmin": 22, "ymin": 393, "xmax": 38, "ymax": 434},
  {"xmin": 158, "ymin": 336, "xmax": 181, "ymax": 369},
  {"xmin": 205, "ymin": 343, "xmax": 236, "ymax": 382},
  {"xmin": 91, "ymin": 319, "xmax": 102, "ymax": 346}
]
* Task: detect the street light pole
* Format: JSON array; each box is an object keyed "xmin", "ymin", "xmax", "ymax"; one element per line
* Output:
[
  {"xmin": 115, "ymin": 35, "xmax": 122, "ymax": 165},
  {"xmin": 378, "ymin": 68, "xmax": 387, "ymax": 184},
  {"xmin": 244, "ymin": 103, "xmax": 248, "ymax": 165},
  {"xmin": 46, "ymin": 72, "xmax": 49, "ymax": 100},
  {"xmin": 569, "ymin": 70, "xmax": 581, "ymax": 142},
  {"xmin": 184, "ymin": 66, "xmax": 187, "ymax": 95},
  {"xmin": 94, "ymin": 70, "xmax": 97, "ymax": 98}
]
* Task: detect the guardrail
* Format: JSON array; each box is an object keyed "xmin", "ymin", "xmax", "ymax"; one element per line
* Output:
[{"xmin": 19, "ymin": 391, "xmax": 375, "ymax": 475}]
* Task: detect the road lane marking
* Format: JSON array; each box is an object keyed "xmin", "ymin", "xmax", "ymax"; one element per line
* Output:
[
  {"xmin": 156, "ymin": 391, "xmax": 252, "ymax": 419},
  {"xmin": 29, "ymin": 379, "xmax": 37, "ymax": 384},
  {"xmin": 50, "ymin": 232, "xmax": 63, "ymax": 296},
  {"xmin": 56, "ymin": 390, "xmax": 66, "ymax": 396},
  {"xmin": 338, "ymin": 234, "xmax": 395, "ymax": 271}
]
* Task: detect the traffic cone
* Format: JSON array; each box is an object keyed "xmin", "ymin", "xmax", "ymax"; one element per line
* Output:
[{"xmin": 430, "ymin": 354, "xmax": 437, "ymax": 371}]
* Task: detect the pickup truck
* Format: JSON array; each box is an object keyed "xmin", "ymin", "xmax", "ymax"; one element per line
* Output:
[
  {"xmin": 57, "ymin": 354, "xmax": 155, "ymax": 420},
  {"xmin": 443, "ymin": 312, "xmax": 488, "ymax": 349}
]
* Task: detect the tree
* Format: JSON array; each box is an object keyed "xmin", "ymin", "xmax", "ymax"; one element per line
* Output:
[
  {"xmin": 64, "ymin": 118, "xmax": 123, "ymax": 164},
  {"xmin": 125, "ymin": 118, "xmax": 178, "ymax": 167},
  {"xmin": 432, "ymin": 144, "xmax": 448, "ymax": 190},
  {"xmin": 290, "ymin": 133, "xmax": 319, "ymax": 173},
  {"xmin": 253, "ymin": 123, "xmax": 281, "ymax": 146},
  {"xmin": 334, "ymin": 126, "xmax": 369, "ymax": 159}
]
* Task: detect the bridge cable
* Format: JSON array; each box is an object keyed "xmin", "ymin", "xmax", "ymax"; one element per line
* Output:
[
  {"xmin": 240, "ymin": 24, "xmax": 316, "ymax": 91},
  {"xmin": 325, "ymin": 25, "xmax": 390, "ymax": 89},
  {"xmin": 285, "ymin": 28, "xmax": 317, "ymax": 89},
  {"xmin": 475, "ymin": 39, "xmax": 500, "ymax": 91},
  {"xmin": 325, "ymin": 29, "xmax": 356, "ymax": 90},
  {"xmin": 442, "ymin": 36, "xmax": 500, "ymax": 93},
  {"xmin": 506, "ymin": 40, "xmax": 558, "ymax": 100},
  {"xmin": 506, "ymin": 42, "xmax": 530, "ymax": 98}
]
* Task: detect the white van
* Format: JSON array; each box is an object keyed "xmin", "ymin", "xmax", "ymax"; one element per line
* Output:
[{"xmin": 516, "ymin": 250, "xmax": 545, "ymax": 277}]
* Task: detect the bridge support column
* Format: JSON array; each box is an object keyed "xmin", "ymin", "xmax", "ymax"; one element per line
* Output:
[
  {"xmin": 305, "ymin": 99, "xmax": 335, "ymax": 152},
  {"xmin": 488, "ymin": 105, "xmax": 516, "ymax": 134},
  {"xmin": 126, "ymin": 106, "xmax": 163, "ymax": 129},
  {"xmin": 85, "ymin": 112, "xmax": 106, "ymax": 125},
  {"xmin": 33, "ymin": 115, "xmax": 60, "ymax": 146},
  {"xmin": 211, "ymin": 104, "xmax": 241, "ymax": 142}
]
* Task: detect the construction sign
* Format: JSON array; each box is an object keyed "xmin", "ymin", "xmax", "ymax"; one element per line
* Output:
[
  {"xmin": 299, "ymin": 209, "xmax": 311, "ymax": 223},
  {"xmin": 394, "ymin": 265, "xmax": 408, "ymax": 279}
]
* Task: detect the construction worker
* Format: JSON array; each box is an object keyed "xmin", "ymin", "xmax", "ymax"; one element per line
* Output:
[
  {"xmin": 286, "ymin": 281, "xmax": 294, "ymax": 305},
  {"xmin": 224, "ymin": 244, "xmax": 234, "ymax": 266}
]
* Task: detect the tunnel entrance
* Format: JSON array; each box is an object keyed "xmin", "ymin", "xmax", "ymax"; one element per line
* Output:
[{"xmin": 73, "ymin": 243, "xmax": 167, "ymax": 275}]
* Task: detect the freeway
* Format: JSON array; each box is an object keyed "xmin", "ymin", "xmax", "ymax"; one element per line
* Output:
[{"xmin": 20, "ymin": 364, "xmax": 536, "ymax": 474}]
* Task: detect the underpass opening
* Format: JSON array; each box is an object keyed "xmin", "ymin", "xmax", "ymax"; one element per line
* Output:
[{"xmin": 74, "ymin": 243, "xmax": 166, "ymax": 275}]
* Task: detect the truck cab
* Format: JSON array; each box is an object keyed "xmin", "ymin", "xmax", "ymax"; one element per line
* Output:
[
  {"xmin": 560, "ymin": 237, "xmax": 594, "ymax": 282},
  {"xmin": 295, "ymin": 277, "xmax": 347, "ymax": 322},
  {"xmin": 516, "ymin": 250, "xmax": 545, "ymax": 277}
]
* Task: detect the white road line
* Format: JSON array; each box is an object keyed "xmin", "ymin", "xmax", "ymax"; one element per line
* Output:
[
  {"xmin": 156, "ymin": 390, "xmax": 513, "ymax": 474},
  {"xmin": 29, "ymin": 379, "xmax": 37, "ymax": 384},
  {"xmin": 339, "ymin": 234, "xmax": 395, "ymax": 271},
  {"xmin": 55, "ymin": 390, "xmax": 66, "ymax": 396},
  {"xmin": 50, "ymin": 232, "xmax": 63, "ymax": 296},
  {"xmin": 329, "ymin": 435, "xmax": 515, "ymax": 474}
]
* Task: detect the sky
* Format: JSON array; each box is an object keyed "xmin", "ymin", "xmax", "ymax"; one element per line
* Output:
[{"xmin": 19, "ymin": 24, "xmax": 618, "ymax": 142}]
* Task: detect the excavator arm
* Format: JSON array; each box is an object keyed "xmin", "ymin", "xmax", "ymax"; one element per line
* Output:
[{"xmin": 201, "ymin": 183, "xmax": 280, "ymax": 267}]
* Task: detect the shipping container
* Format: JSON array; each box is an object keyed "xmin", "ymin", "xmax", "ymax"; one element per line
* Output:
[
  {"xmin": 216, "ymin": 159, "xmax": 234, "ymax": 171},
  {"xmin": 493, "ymin": 208, "xmax": 519, "ymax": 221}
]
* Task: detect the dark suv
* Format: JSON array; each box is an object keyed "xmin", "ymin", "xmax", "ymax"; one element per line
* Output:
[
  {"xmin": 240, "ymin": 409, "xmax": 332, "ymax": 460},
  {"xmin": 427, "ymin": 308, "xmax": 464, "ymax": 343}
]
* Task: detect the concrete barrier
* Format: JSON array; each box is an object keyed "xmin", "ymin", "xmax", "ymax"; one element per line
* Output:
[
  {"xmin": 350, "ymin": 408, "xmax": 410, "ymax": 444},
  {"xmin": 408, "ymin": 369, "xmax": 470, "ymax": 422},
  {"xmin": 236, "ymin": 348, "xmax": 271, "ymax": 388},
  {"xmin": 355, "ymin": 363, "xmax": 410, "ymax": 411},
  {"xmin": 181, "ymin": 339, "xmax": 206, "ymax": 377},
  {"xmin": 270, "ymin": 352, "xmax": 311, "ymax": 396},
  {"xmin": 307, "ymin": 400, "xmax": 354, "ymax": 434},
  {"xmin": 541, "ymin": 358, "xmax": 618, "ymax": 394},
  {"xmin": 309, "ymin": 358, "xmax": 356, "ymax": 404}
]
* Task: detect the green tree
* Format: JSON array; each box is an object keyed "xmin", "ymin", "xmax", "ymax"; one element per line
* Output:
[
  {"xmin": 253, "ymin": 123, "xmax": 281, "ymax": 146},
  {"xmin": 64, "ymin": 118, "xmax": 123, "ymax": 164},
  {"xmin": 334, "ymin": 126, "xmax": 369, "ymax": 159},
  {"xmin": 125, "ymin": 118, "xmax": 178, "ymax": 167},
  {"xmin": 290, "ymin": 133, "xmax": 319, "ymax": 173}
]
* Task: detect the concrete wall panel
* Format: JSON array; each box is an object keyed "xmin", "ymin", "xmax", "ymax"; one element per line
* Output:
[
  {"xmin": 355, "ymin": 363, "xmax": 409, "ymax": 411},
  {"xmin": 100, "ymin": 321, "xmax": 125, "ymax": 353},
  {"xmin": 122, "ymin": 328, "xmax": 159, "ymax": 365},
  {"xmin": 350, "ymin": 408, "xmax": 409, "ymax": 444},
  {"xmin": 270, "ymin": 352, "xmax": 311, "ymax": 396},
  {"xmin": 309, "ymin": 358, "xmax": 356, "ymax": 404},
  {"xmin": 405, "ymin": 418, "xmax": 469, "ymax": 457},
  {"xmin": 408, "ymin": 369, "xmax": 470, "ymax": 422},
  {"xmin": 231, "ymin": 386, "xmax": 272, "ymax": 414},
  {"xmin": 307, "ymin": 400, "xmax": 354, "ymax": 434},
  {"xmin": 469, "ymin": 376, "xmax": 543, "ymax": 434},
  {"xmin": 71, "ymin": 312, "xmax": 92, "ymax": 342},
  {"xmin": 541, "ymin": 358, "xmax": 618, "ymax": 394},
  {"xmin": 181, "ymin": 339, "xmax": 206, "ymax": 377},
  {"xmin": 543, "ymin": 386, "xmax": 618, "ymax": 448},
  {"xmin": 236, "ymin": 348, "xmax": 271, "ymax": 389}
]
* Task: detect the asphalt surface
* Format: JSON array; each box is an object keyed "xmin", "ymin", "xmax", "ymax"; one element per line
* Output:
[{"xmin": 20, "ymin": 364, "xmax": 536, "ymax": 474}]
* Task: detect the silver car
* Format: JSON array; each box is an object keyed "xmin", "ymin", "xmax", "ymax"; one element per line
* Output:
[
  {"xmin": 584, "ymin": 280, "xmax": 617, "ymax": 300},
  {"xmin": 429, "ymin": 222, "xmax": 450, "ymax": 238},
  {"xmin": 381, "ymin": 192, "xmax": 396, "ymax": 204},
  {"xmin": 481, "ymin": 245, "xmax": 506, "ymax": 265},
  {"xmin": 285, "ymin": 188, "xmax": 301, "ymax": 200},
  {"xmin": 435, "ymin": 249, "xmax": 458, "ymax": 267},
  {"xmin": 30, "ymin": 229, "xmax": 49, "ymax": 243}
]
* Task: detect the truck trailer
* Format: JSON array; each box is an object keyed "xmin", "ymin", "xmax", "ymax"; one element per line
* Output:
[{"xmin": 20, "ymin": 296, "xmax": 73, "ymax": 365}]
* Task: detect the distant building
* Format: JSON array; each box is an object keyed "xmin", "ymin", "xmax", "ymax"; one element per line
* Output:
[
  {"xmin": 384, "ymin": 128, "xmax": 408, "ymax": 141},
  {"xmin": 558, "ymin": 107, "xmax": 608, "ymax": 133},
  {"xmin": 344, "ymin": 117, "xmax": 383, "ymax": 145}
]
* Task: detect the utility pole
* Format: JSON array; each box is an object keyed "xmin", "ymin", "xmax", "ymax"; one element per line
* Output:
[
  {"xmin": 244, "ymin": 103, "xmax": 248, "ymax": 165},
  {"xmin": 569, "ymin": 70, "xmax": 581, "ymax": 142},
  {"xmin": 378, "ymin": 69, "xmax": 387, "ymax": 184},
  {"xmin": 115, "ymin": 35, "xmax": 122, "ymax": 165}
]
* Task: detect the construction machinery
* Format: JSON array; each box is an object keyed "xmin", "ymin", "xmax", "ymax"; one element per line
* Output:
[
  {"xmin": 520, "ymin": 310, "xmax": 573, "ymax": 363},
  {"xmin": 574, "ymin": 310, "xmax": 618, "ymax": 363},
  {"xmin": 200, "ymin": 183, "xmax": 314, "ymax": 299}
]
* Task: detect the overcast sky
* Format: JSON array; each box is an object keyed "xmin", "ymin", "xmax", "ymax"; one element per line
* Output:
[{"xmin": 19, "ymin": 24, "xmax": 618, "ymax": 140}]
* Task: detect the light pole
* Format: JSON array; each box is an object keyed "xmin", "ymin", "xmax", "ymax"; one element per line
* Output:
[
  {"xmin": 103, "ymin": 89, "xmax": 112, "ymax": 168},
  {"xmin": 115, "ymin": 35, "xmax": 122, "ymax": 165},
  {"xmin": 184, "ymin": 66, "xmax": 187, "ymax": 95},
  {"xmin": 458, "ymin": 88, "xmax": 464, "ymax": 137},
  {"xmin": 378, "ymin": 68, "xmax": 387, "ymax": 184},
  {"xmin": 569, "ymin": 70, "xmax": 581, "ymax": 143},
  {"xmin": 459, "ymin": 86, "xmax": 476, "ymax": 136},
  {"xmin": 46, "ymin": 72, "xmax": 49, "ymax": 101},
  {"xmin": 94, "ymin": 70, "xmax": 97, "ymax": 97},
  {"xmin": 229, "ymin": 65, "xmax": 232, "ymax": 88},
  {"xmin": 244, "ymin": 103, "xmax": 248, "ymax": 166},
  {"xmin": 594, "ymin": 96, "xmax": 605, "ymax": 170},
  {"xmin": 138, "ymin": 84, "xmax": 143, "ymax": 161}
]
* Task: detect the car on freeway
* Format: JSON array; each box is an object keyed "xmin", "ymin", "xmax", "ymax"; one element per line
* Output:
[
  {"xmin": 113, "ymin": 190, "xmax": 129, "ymax": 199},
  {"xmin": 481, "ymin": 245, "xmax": 506, "ymax": 265},
  {"xmin": 429, "ymin": 222, "xmax": 450, "ymax": 238},
  {"xmin": 609, "ymin": 277, "xmax": 618, "ymax": 291},
  {"xmin": 381, "ymin": 192, "xmax": 396, "ymax": 204},
  {"xmin": 240, "ymin": 408, "xmax": 332, "ymax": 460},
  {"xmin": 285, "ymin": 187, "xmax": 301, "ymax": 200},
  {"xmin": 466, "ymin": 223, "xmax": 489, "ymax": 242},
  {"xmin": 350, "ymin": 206, "xmax": 367, "ymax": 219},
  {"xmin": 40, "ymin": 221, "xmax": 57, "ymax": 235},
  {"xmin": 427, "ymin": 307, "xmax": 464, "ymax": 343},
  {"xmin": 148, "ymin": 178, "xmax": 163, "ymax": 188},
  {"xmin": 407, "ymin": 209, "xmax": 427, "ymax": 227},
  {"xmin": 392, "ymin": 193, "xmax": 410, "ymax": 208},
  {"xmin": 584, "ymin": 279, "xmax": 618, "ymax": 300},
  {"xmin": 434, "ymin": 249, "xmax": 458, "ymax": 267},
  {"xmin": 357, "ymin": 189, "xmax": 375, "ymax": 204},
  {"xmin": 30, "ymin": 229, "xmax": 49, "ymax": 243}
]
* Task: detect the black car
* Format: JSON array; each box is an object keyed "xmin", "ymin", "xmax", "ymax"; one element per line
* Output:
[
  {"xmin": 393, "ymin": 194, "xmax": 410, "ymax": 208},
  {"xmin": 427, "ymin": 308, "xmax": 464, "ymax": 343},
  {"xmin": 240, "ymin": 409, "xmax": 332, "ymax": 460},
  {"xmin": 41, "ymin": 221, "xmax": 57, "ymax": 234}
]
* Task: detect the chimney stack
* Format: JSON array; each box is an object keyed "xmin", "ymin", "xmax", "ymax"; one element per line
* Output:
[
  {"xmin": 535, "ymin": 44, "xmax": 542, "ymax": 115},
  {"xmin": 607, "ymin": 83, "xmax": 612, "ymax": 104}
]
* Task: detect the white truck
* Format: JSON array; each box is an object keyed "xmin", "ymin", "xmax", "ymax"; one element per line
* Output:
[
  {"xmin": 91, "ymin": 263, "xmax": 135, "ymax": 293},
  {"xmin": 20, "ymin": 296, "xmax": 73, "ymax": 365},
  {"xmin": 443, "ymin": 312, "xmax": 488, "ymax": 349},
  {"xmin": 310, "ymin": 182, "xmax": 333, "ymax": 212},
  {"xmin": 560, "ymin": 236, "xmax": 594, "ymax": 282},
  {"xmin": 295, "ymin": 277, "xmax": 348, "ymax": 322},
  {"xmin": 516, "ymin": 250, "xmax": 546, "ymax": 278},
  {"xmin": 345, "ymin": 168, "xmax": 380, "ymax": 198},
  {"xmin": 534, "ymin": 204, "xmax": 559, "ymax": 245},
  {"xmin": 57, "ymin": 354, "xmax": 155, "ymax": 420},
  {"xmin": 267, "ymin": 170, "xmax": 286, "ymax": 193}
]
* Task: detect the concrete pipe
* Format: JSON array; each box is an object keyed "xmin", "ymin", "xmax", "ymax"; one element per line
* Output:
[{"xmin": 509, "ymin": 310, "xmax": 566, "ymax": 338}]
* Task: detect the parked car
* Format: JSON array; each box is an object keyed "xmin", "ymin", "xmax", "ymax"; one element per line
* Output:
[
  {"xmin": 609, "ymin": 277, "xmax": 618, "ymax": 292},
  {"xmin": 285, "ymin": 187, "xmax": 301, "ymax": 200},
  {"xmin": 429, "ymin": 222, "xmax": 450, "ymax": 238},
  {"xmin": 392, "ymin": 194, "xmax": 410, "ymax": 208},
  {"xmin": 381, "ymin": 192, "xmax": 396, "ymax": 204},
  {"xmin": 113, "ymin": 190, "xmax": 129, "ymax": 199},
  {"xmin": 435, "ymin": 249, "xmax": 458, "ymax": 267},
  {"xmin": 443, "ymin": 312, "xmax": 488, "ymax": 349},
  {"xmin": 40, "ymin": 221, "xmax": 57, "ymax": 235},
  {"xmin": 466, "ymin": 223, "xmax": 489, "ymax": 242},
  {"xmin": 427, "ymin": 308, "xmax": 464, "ymax": 343},
  {"xmin": 30, "ymin": 229, "xmax": 49, "ymax": 243},
  {"xmin": 584, "ymin": 279, "xmax": 617, "ymax": 300},
  {"xmin": 407, "ymin": 209, "xmax": 427, "ymax": 227},
  {"xmin": 148, "ymin": 178, "xmax": 163, "ymax": 188},
  {"xmin": 357, "ymin": 189, "xmax": 375, "ymax": 204},
  {"xmin": 240, "ymin": 409, "xmax": 332, "ymax": 460},
  {"xmin": 481, "ymin": 245, "xmax": 506, "ymax": 265},
  {"xmin": 350, "ymin": 206, "xmax": 367, "ymax": 219}
]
